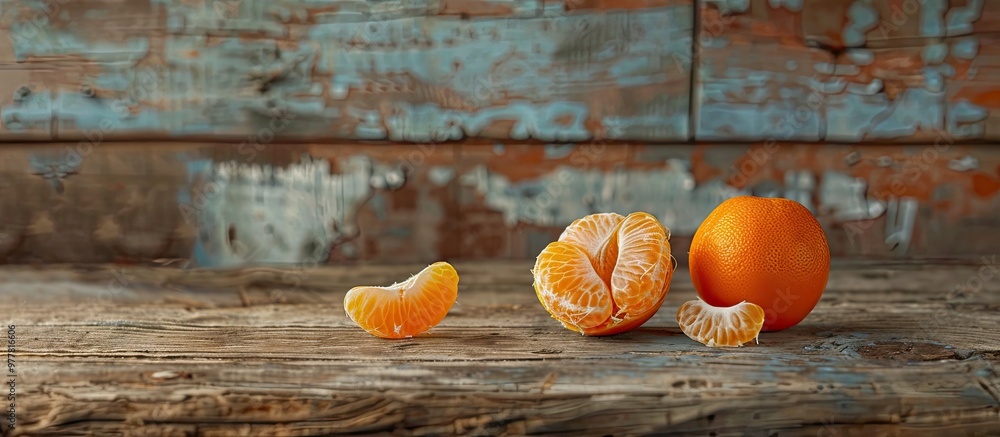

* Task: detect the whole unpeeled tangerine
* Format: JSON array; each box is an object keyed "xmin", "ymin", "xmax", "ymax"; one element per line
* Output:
[{"xmin": 688, "ymin": 196, "xmax": 830, "ymax": 331}]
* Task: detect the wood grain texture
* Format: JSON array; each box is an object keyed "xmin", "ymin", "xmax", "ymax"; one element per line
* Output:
[
  {"xmin": 1, "ymin": 261, "xmax": 999, "ymax": 435},
  {"xmin": 0, "ymin": 0, "xmax": 692, "ymax": 143}
]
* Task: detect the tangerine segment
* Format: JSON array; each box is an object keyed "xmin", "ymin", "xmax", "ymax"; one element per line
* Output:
[
  {"xmin": 558, "ymin": 213, "xmax": 624, "ymax": 278},
  {"xmin": 575, "ymin": 275, "xmax": 672, "ymax": 336},
  {"xmin": 533, "ymin": 241, "xmax": 613, "ymax": 331},
  {"xmin": 344, "ymin": 262, "xmax": 459, "ymax": 339},
  {"xmin": 610, "ymin": 212, "xmax": 672, "ymax": 318},
  {"xmin": 676, "ymin": 299, "xmax": 765, "ymax": 348}
]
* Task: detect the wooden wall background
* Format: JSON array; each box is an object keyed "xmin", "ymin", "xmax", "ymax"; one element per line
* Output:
[{"xmin": 0, "ymin": 0, "xmax": 997, "ymax": 266}]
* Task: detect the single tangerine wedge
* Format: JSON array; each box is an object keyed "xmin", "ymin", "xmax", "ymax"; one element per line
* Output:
[
  {"xmin": 533, "ymin": 212, "xmax": 674, "ymax": 336},
  {"xmin": 676, "ymin": 299, "xmax": 765, "ymax": 347},
  {"xmin": 344, "ymin": 262, "xmax": 459, "ymax": 339}
]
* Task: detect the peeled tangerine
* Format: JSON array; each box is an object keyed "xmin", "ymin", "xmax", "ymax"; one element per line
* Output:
[
  {"xmin": 532, "ymin": 212, "xmax": 675, "ymax": 336},
  {"xmin": 344, "ymin": 262, "xmax": 459, "ymax": 339}
]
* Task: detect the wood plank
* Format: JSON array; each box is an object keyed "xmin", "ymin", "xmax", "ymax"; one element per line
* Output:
[
  {"xmin": 458, "ymin": 143, "xmax": 1000, "ymax": 259},
  {"xmin": 695, "ymin": 0, "xmax": 830, "ymax": 142},
  {"xmin": 697, "ymin": 0, "xmax": 1000, "ymax": 142},
  {"xmin": 1, "ymin": 262, "xmax": 998, "ymax": 435},
  {"xmin": 7, "ymin": 0, "xmax": 1000, "ymax": 144},
  {"xmin": 695, "ymin": 42, "xmax": 831, "ymax": 141},
  {"xmin": 0, "ymin": 0, "xmax": 691, "ymax": 142},
  {"xmin": 1, "ymin": 142, "xmax": 999, "ymax": 264},
  {"xmin": 11, "ymin": 358, "xmax": 1000, "ymax": 436}
]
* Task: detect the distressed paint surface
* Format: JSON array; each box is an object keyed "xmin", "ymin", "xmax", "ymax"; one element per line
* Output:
[
  {"xmin": 184, "ymin": 157, "xmax": 395, "ymax": 267},
  {"xmin": 801, "ymin": 0, "xmax": 949, "ymax": 48},
  {"xmin": 948, "ymin": 35, "xmax": 1000, "ymax": 140},
  {"xmin": 459, "ymin": 143, "xmax": 1000, "ymax": 259},
  {"xmin": 3, "ymin": 1, "xmax": 1000, "ymax": 142},
  {"xmin": 695, "ymin": 0, "xmax": 832, "ymax": 141},
  {"xmin": 696, "ymin": 0, "xmax": 1000, "ymax": 142},
  {"xmin": 0, "ymin": 1, "xmax": 999, "ymax": 265},
  {"xmin": 0, "ymin": 142, "xmax": 997, "ymax": 265},
  {"xmin": 826, "ymin": 45, "xmax": 948, "ymax": 142},
  {"xmin": 696, "ymin": 42, "xmax": 831, "ymax": 141},
  {"xmin": 0, "ymin": 0, "xmax": 691, "ymax": 142}
]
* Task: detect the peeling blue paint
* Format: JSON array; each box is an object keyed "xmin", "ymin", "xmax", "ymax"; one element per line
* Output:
[
  {"xmin": 945, "ymin": 0, "xmax": 984, "ymax": 36},
  {"xmin": 846, "ymin": 50, "xmax": 874, "ymax": 66},
  {"xmin": 370, "ymin": 193, "xmax": 389, "ymax": 221},
  {"xmin": 921, "ymin": 44, "xmax": 948, "ymax": 64},
  {"xmin": 28, "ymin": 152, "xmax": 81, "ymax": 193},
  {"xmin": 712, "ymin": 0, "xmax": 750, "ymax": 14},
  {"xmin": 951, "ymin": 38, "xmax": 980, "ymax": 60},
  {"xmin": 826, "ymin": 89, "xmax": 946, "ymax": 141},
  {"xmin": 544, "ymin": 144, "xmax": 575, "ymax": 160},
  {"xmin": 151, "ymin": 0, "xmax": 290, "ymax": 35},
  {"xmin": 180, "ymin": 156, "xmax": 407, "ymax": 267},
  {"xmin": 57, "ymin": 93, "xmax": 166, "ymax": 132},
  {"xmin": 1, "ymin": 89, "xmax": 53, "ymax": 133},
  {"xmin": 7, "ymin": 17, "xmax": 149, "ymax": 62},
  {"xmin": 948, "ymin": 100, "xmax": 989, "ymax": 139},
  {"xmin": 846, "ymin": 79, "xmax": 882, "ymax": 96},
  {"xmin": 834, "ymin": 64, "xmax": 861, "ymax": 76},
  {"xmin": 843, "ymin": 2, "xmax": 878, "ymax": 47},
  {"xmin": 698, "ymin": 78, "xmax": 823, "ymax": 141},
  {"xmin": 428, "ymin": 166, "xmax": 455, "ymax": 186},
  {"xmin": 461, "ymin": 160, "xmax": 742, "ymax": 234},
  {"xmin": 305, "ymin": 6, "xmax": 689, "ymax": 141},
  {"xmin": 920, "ymin": 0, "xmax": 947, "ymax": 38},
  {"xmin": 767, "ymin": 0, "xmax": 803, "ymax": 12},
  {"xmin": 819, "ymin": 171, "xmax": 885, "ymax": 222}
]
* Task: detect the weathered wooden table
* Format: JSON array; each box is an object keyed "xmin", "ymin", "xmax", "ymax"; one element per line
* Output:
[{"xmin": 2, "ymin": 261, "xmax": 999, "ymax": 436}]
